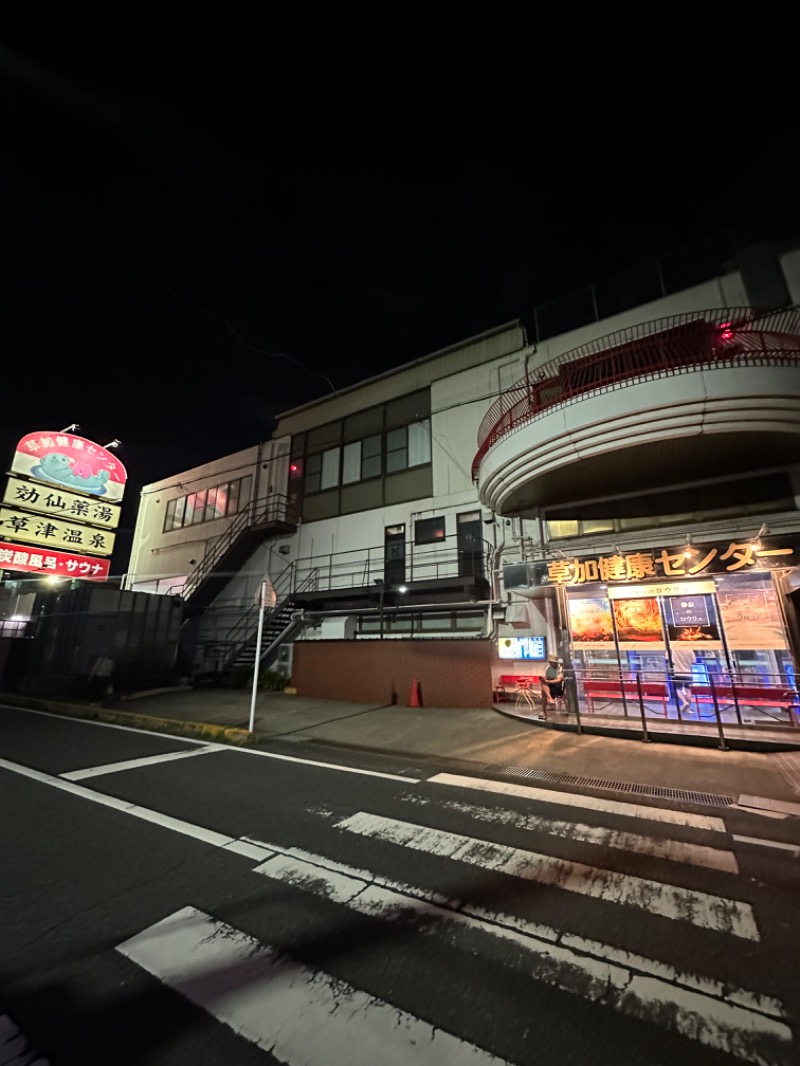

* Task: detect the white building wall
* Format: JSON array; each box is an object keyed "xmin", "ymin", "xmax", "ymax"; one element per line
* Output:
[{"xmin": 125, "ymin": 445, "xmax": 260, "ymax": 593}]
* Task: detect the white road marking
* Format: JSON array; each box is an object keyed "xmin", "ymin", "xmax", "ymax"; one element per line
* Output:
[
  {"xmin": 61, "ymin": 746, "xmax": 220, "ymax": 780},
  {"xmin": 336, "ymin": 811, "xmax": 760, "ymax": 941},
  {"xmin": 0, "ymin": 703, "xmax": 214, "ymax": 745},
  {"xmin": 249, "ymin": 842, "xmax": 791, "ymax": 1065},
  {"xmin": 429, "ymin": 773, "xmax": 727, "ymax": 832},
  {"xmin": 404, "ymin": 794, "xmax": 739, "ymax": 873},
  {"xmin": 117, "ymin": 906, "xmax": 509, "ymax": 1066},
  {"xmin": 733, "ymin": 835, "xmax": 800, "ymax": 857},
  {"xmin": 230, "ymin": 744, "xmax": 418, "ymax": 782},
  {"xmin": 2, "ymin": 703, "xmax": 417, "ymax": 783},
  {"xmin": 0, "ymin": 757, "xmax": 245, "ymax": 850}
]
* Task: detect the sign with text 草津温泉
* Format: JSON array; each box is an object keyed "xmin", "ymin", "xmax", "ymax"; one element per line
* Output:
[
  {"xmin": 10, "ymin": 432, "xmax": 127, "ymax": 503},
  {"xmin": 3, "ymin": 475, "xmax": 121, "ymax": 529},
  {"xmin": 0, "ymin": 540, "xmax": 109, "ymax": 580},
  {"xmin": 0, "ymin": 508, "xmax": 115, "ymax": 556}
]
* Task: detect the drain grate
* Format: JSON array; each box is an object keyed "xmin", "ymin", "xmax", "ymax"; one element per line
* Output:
[{"xmin": 481, "ymin": 764, "xmax": 735, "ymax": 808}]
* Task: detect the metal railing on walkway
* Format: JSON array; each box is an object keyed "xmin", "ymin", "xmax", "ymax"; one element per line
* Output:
[
  {"xmin": 565, "ymin": 668, "xmax": 799, "ymax": 750},
  {"xmin": 472, "ymin": 305, "xmax": 800, "ymax": 479}
]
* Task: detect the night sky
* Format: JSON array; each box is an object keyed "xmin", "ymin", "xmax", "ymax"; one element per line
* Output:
[{"xmin": 2, "ymin": 12, "xmax": 798, "ymax": 569}]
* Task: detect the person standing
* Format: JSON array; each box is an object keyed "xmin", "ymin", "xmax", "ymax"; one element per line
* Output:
[
  {"xmin": 88, "ymin": 651, "xmax": 115, "ymax": 702},
  {"xmin": 540, "ymin": 654, "xmax": 564, "ymax": 719}
]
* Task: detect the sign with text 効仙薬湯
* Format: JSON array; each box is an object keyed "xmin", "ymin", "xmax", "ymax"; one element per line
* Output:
[{"xmin": 3, "ymin": 476, "xmax": 121, "ymax": 529}]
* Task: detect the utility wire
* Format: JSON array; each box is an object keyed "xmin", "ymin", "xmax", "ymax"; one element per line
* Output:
[{"xmin": 16, "ymin": 203, "xmax": 338, "ymax": 393}]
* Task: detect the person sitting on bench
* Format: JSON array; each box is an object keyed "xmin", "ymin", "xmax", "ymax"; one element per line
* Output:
[{"xmin": 540, "ymin": 654, "xmax": 564, "ymax": 719}]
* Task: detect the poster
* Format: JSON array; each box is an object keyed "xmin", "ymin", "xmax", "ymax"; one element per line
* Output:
[
  {"xmin": 664, "ymin": 593, "xmax": 723, "ymax": 650},
  {"xmin": 717, "ymin": 585, "xmax": 787, "ymax": 650},
  {"xmin": 612, "ymin": 597, "xmax": 666, "ymax": 651},
  {"xmin": 568, "ymin": 596, "xmax": 615, "ymax": 649}
]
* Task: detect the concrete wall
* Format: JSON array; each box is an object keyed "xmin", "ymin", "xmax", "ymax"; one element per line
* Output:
[{"xmin": 292, "ymin": 638, "xmax": 495, "ymax": 707}]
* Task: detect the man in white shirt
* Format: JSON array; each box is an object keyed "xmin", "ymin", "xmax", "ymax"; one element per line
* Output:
[{"xmin": 540, "ymin": 654, "xmax": 564, "ymax": 719}]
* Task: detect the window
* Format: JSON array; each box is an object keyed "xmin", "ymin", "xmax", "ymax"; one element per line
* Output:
[
  {"xmin": 386, "ymin": 420, "xmax": 431, "ymax": 474},
  {"xmin": 321, "ymin": 447, "xmax": 340, "ymax": 490},
  {"xmin": 305, "ymin": 454, "xmax": 322, "ymax": 494},
  {"xmin": 163, "ymin": 477, "xmax": 249, "ymax": 531},
  {"xmin": 408, "ymin": 419, "xmax": 431, "ymax": 466},
  {"xmin": 415, "ymin": 516, "xmax": 445, "ymax": 545},
  {"xmin": 305, "ymin": 447, "xmax": 341, "ymax": 494},
  {"xmin": 362, "ymin": 434, "xmax": 382, "ymax": 479},
  {"xmin": 342, "ymin": 442, "xmax": 361, "ymax": 484},
  {"xmin": 386, "ymin": 427, "xmax": 407, "ymax": 473},
  {"xmin": 546, "ymin": 474, "xmax": 796, "ymax": 539}
]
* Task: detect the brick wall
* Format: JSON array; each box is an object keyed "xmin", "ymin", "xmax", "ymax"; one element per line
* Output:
[{"xmin": 292, "ymin": 639, "xmax": 494, "ymax": 707}]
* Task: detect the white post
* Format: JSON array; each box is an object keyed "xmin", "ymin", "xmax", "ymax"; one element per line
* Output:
[{"xmin": 248, "ymin": 580, "xmax": 267, "ymax": 733}]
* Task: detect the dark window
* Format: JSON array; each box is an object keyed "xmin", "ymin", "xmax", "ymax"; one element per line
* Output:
[
  {"xmin": 415, "ymin": 516, "xmax": 446, "ymax": 545},
  {"xmin": 386, "ymin": 427, "xmax": 408, "ymax": 473},
  {"xmin": 305, "ymin": 454, "xmax": 322, "ymax": 494},
  {"xmin": 362, "ymin": 434, "xmax": 382, "ymax": 479}
]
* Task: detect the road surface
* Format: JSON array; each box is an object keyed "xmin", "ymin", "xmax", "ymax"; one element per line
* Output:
[{"xmin": 1, "ymin": 703, "xmax": 798, "ymax": 1065}]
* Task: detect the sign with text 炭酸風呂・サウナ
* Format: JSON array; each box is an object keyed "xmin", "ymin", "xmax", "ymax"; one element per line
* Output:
[
  {"xmin": 2, "ymin": 476, "xmax": 121, "ymax": 529},
  {"xmin": 10, "ymin": 432, "xmax": 127, "ymax": 503},
  {"xmin": 0, "ymin": 541, "xmax": 109, "ymax": 580}
]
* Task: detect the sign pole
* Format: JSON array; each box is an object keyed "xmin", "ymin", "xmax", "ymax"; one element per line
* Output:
[{"xmin": 248, "ymin": 580, "xmax": 267, "ymax": 734}]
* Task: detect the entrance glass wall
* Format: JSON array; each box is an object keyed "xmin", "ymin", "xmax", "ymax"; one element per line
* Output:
[{"xmin": 566, "ymin": 571, "xmax": 798, "ymax": 726}]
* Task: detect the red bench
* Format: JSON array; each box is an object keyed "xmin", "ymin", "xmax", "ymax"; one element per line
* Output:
[
  {"xmin": 495, "ymin": 674, "xmax": 541, "ymax": 701},
  {"xmin": 583, "ymin": 679, "xmax": 670, "ymax": 715},
  {"xmin": 690, "ymin": 684, "xmax": 798, "ymax": 722}
]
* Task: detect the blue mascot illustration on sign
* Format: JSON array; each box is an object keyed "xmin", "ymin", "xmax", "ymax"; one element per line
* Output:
[{"xmin": 32, "ymin": 452, "xmax": 111, "ymax": 495}]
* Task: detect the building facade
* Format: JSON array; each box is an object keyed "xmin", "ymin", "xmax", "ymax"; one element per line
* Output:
[{"xmin": 126, "ymin": 237, "xmax": 800, "ymax": 726}]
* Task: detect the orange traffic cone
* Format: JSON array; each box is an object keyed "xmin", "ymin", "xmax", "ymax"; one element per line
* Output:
[{"xmin": 408, "ymin": 678, "xmax": 422, "ymax": 708}]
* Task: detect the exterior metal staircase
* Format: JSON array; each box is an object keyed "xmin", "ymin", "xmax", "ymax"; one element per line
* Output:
[
  {"xmin": 222, "ymin": 567, "xmax": 319, "ymax": 674},
  {"xmin": 181, "ymin": 493, "xmax": 298, "ymax": 613}
]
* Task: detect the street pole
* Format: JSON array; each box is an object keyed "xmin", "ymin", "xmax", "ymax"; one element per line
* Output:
[{"xmin": 248, "ymin": 579, "xmax": 267, "ymax": 733}]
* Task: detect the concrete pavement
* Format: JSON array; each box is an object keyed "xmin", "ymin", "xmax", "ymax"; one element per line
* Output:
[{"xmin": 96, "ymin": 686, "xmax": 800, "ymax": 804}]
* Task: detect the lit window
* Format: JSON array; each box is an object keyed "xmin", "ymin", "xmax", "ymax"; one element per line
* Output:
[
  {"xmin": 321, "ymin": 447, "xmax": 340, "ymax": 490},
  {"xmin": 408, "ymin": 419, "xmax": 431, "ymax": 466},
  {"xmin": 415, "ymin": 516, "xmax": 445, "ymax": 545}
]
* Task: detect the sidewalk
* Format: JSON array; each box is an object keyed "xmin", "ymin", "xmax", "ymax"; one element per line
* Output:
[{"xmin": 95, "ymin": 686, "xmax": 800, "ymax": 804}]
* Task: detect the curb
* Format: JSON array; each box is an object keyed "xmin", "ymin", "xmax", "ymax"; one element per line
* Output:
[
  {"xmin": 0, "ymin": 693, "xmax": 255, "ymax": 747},
  {"xmin": 491, "ymin": 704, "xmax": 800, "ymax": 753}
]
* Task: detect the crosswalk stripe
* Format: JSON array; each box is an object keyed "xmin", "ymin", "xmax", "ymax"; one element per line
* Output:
[
  {"xmin": 428, "ymin": 773, "xmax": 728, "ymax": 832},
  {"xmin": 117, "ymin": 906, "xmax": 510, "ymax": 1065},
  {"xmin": 336, "ymin": 811, "xmax": 760, "ymax": 940},
  {"xmin": 405, "ymin": 794, "xmax": 739, "ymax": 872},
  {"xmin": 248, "ymin": 841, "xmax": 791, "ymax": 1065}
]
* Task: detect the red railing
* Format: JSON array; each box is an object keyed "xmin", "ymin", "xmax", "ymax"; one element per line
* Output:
[{"xmin": 472, "ymin": 306, "xmax": 800, "ymax": 480}]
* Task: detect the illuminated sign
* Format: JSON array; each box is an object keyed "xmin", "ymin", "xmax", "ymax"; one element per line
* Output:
[
  {"xmin": 0, "ymin": 431, "xmax": 126, "ymax": 581},
  {"xmin": 0, "ymin": 508, "xmax": 115, "ymax": 556},
  {"xmin": 498, "ymin": 636, "xmax": 547, "ymax": 660},
  {"xmin": 0, "ymin": 541, "xmax": 109, "ymax": 580},
  {"xmin": 11, "ymin": 432, "xmax": 126, "ymax": 502},
  {"xmin": 2, "ymin": 476, "xmax": 121, "ymax": 529},
  {"xmin": 522, "ymin": 538, "xmax": 797, "ymax": 587}
]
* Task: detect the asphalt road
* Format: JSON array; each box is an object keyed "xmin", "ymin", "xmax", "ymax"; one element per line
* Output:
[{"xmin": 1, "ymin": 704, "xmax": 799, "ymax": 1066}]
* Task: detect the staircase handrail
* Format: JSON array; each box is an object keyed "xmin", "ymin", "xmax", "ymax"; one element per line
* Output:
[
  {"xmin": 222, "ymin": 567, "xmax": 319, "ymax": 670},
  {"xmin": 182, "ymin": 492, "xmax": 297, "ymax": 601}
]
